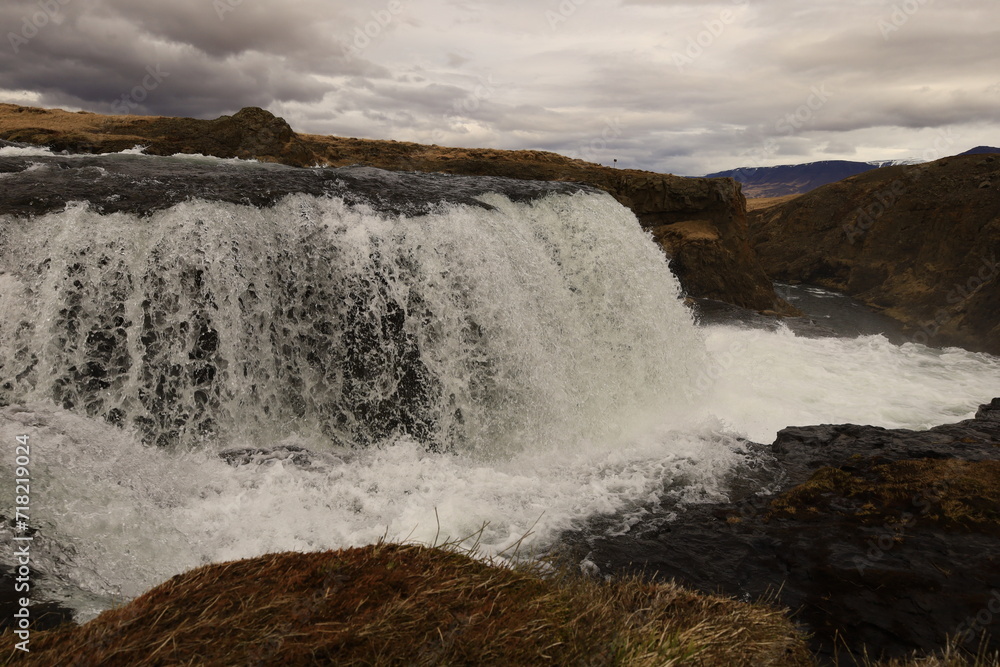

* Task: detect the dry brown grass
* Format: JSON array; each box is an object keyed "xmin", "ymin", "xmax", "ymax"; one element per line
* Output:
[
  {"xmin": 853, "ymin": 643, "xmax": 1000, "ymax": 667},
  {"xmin": 746, "ymin": 195, "xmax": 801, "ymax": 212},
  {"xmin": 1, "ymin": 542, "xmax": 814, "ymax": 666},
  {"xmin": 0, "ymin": 103, "xmax": 157, "ymax": 146}
]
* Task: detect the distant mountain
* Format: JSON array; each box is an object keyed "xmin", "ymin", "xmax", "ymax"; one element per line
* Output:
[
  {"xmin": 708, "ymin": 147, "xmax": 999, "ymax": 198},
  {"xmin": 959, "ymin": 146, "xmax": 1000, "ymax": 156},
  {"xmin": 706, "ymin": 161, "xmax": 885, "ymax": 198}
]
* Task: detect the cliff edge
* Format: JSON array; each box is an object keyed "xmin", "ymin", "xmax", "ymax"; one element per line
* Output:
[{"xmin": 0, "ymin": 104, "xmax": 795, "ymax": 315}]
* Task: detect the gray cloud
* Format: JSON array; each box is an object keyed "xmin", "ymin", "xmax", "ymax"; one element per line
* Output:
[{"xmin": 2, "ymin": 0, "xmax": 998, "ymax": 174}]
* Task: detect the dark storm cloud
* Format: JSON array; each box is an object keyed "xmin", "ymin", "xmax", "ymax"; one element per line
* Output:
[
  {"xmin": 0, "ymin": 0, "xmax": 382, "ymax": 117},
  {"xmin": 2, "ymin": 0, "xmax": 998, "ymax": 174}
]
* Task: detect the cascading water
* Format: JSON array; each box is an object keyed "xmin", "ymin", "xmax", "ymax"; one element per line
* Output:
[
  {"xmin": 2, "ymin": 150, "xmax": 999, "ymax": 622},
  {"xmin": 0, "ymin": 187, "xmax": 704, "ymax": 454}
]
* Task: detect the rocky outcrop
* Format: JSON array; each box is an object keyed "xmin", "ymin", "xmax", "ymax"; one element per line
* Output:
[
  {"xmin": 0, "ymin": 105, "xmax": 310, "ymax": 164},
  {"xmin": 0, "ymin": 103, "xmax": 795, "ymax": 315},
  {"xmin": 748, "ymin": 153, "xmax": 1000, "ymax": 353},
  {"xmin": 0, "ymin": 155, "xmax": 593, "ymax": 218},
  {"xmin": 565, "ymin": 398, "xmax": 1000, "ymax": 664}
]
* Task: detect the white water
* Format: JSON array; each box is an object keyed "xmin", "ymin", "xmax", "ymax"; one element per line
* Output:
[
  {"xmin": 0, "ymin": 145, "xmax": 56, "ymax": 157},
  {"xmin": 1, "ymin": 190, "xmax": 999, "ymax": 621},
  {"xmin": 0, "ymin": 145, "xmax": 204, "ymax": 158}
]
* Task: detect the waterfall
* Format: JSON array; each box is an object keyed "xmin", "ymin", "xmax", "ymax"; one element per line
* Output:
[
  {"xmin": 0, "ymin": 172, "xmax": 705, "ymax": 457},
  {"xmin": 2, "ymin": 153, "xmax": 998, "ymax": 621}
]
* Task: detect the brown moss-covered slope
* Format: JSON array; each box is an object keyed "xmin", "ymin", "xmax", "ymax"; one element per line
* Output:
[
  {"xmin": 0, "ymin": 543, "xmax": 813, "ymax": 666},
  {"xmin": 748, "ymin": 153, "xmax": 1000, "ymax": 353},
  {"xmin": 0, "ymin": 103, "xmax": 795, "ymax": 315}
]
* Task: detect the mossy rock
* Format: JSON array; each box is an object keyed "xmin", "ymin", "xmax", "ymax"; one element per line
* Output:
[{"xmin": 768, "ymin": 459, "xmax": 1000, "ymax": 533}]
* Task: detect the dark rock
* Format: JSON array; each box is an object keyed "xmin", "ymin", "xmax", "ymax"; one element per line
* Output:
[
  {"xmin": 976, "ymin": 397, "xmax": 1000, "ymax": 422},
  {"xmin": 219, "ymin": 444, "xmax": 313, "ymax": 467},
  {"xmin": 653, "ymin": 218, "xmax": 800, "ymax": 315},
  {"xmin": 219, "ymin": 444, "xmax": 347, "ymax": 468},
  {"xmin": 0, "ymin": 566, "xmax": 75, "ymax": 633},
  {"xmin": 560, "ymin": 399, "xmax": 1000, "ymax": 664},
  {"xmin": 0, "ymin": 155, "xmax": 594, "ymax": 218}
]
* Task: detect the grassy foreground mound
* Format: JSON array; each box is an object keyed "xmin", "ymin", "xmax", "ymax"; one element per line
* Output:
[{"xmin": 2, "ymin": 543, "xmax": 812, "ymax": 666}]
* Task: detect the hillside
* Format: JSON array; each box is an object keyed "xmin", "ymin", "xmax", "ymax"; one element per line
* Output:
[
  {"xmin": 709, "ymin": 147, "xmax": 1000, "ymax": 198},
  {"xmin": 707, "ymin": 160, "xmax": 888, "ymax": 198},
  {"xmin": 748, "ymin": 153, "xmax": 1000, "ymax": 354}
]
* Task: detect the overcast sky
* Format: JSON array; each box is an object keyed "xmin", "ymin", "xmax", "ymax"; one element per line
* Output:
[{"xmin": 2, "ymin": 0, "xmax": 997, "ymax": 175}]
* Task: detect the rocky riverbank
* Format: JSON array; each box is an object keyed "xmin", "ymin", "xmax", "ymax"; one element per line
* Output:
[
  {"xmin": 0, "ymin": 103, "xmax": 797, "ymax": 315},
  {"xmin": 562, "ymin": 398, "xmax": 1000, "ymax": 664}
]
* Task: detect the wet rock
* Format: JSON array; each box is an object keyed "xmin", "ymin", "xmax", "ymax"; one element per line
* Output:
[
  {"xmin": 0, "ymin": 566, "xmax": 74, "ymax": 633},
  {"xmin": 561, "ymin": 398, "xmax": 1000, "ymax": 664},
  {"xmin": 219, "ymin": 444, "xmax": 347, "ymax": 469},
  {"xmin": 0, "ymin": 155, "xmax": 593, "ymax": 218}
]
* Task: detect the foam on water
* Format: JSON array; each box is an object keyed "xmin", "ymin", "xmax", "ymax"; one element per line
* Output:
[
  {"xmin": 1, "ymin": 189, "xmax": 998, "ymax": 623},
  {"xmin": 167, "ymin": 152, "xmax": 258, "ymax": 163},
  {"xmin": 1, "ymin": 402, "xmax": 746, "ymax": 620},
  {"xmin": 0, "ymin": 145, "xmax": 55, "ymax": 157},
  {"xmin": 698, "ymin": 324, "xmax": 1000, "ymax": 443},
  {"xmin": 0, "ymin": 145, "xmax": 242, "ymax": 159},
  {"xmin": 0, "ymin": 192, "xmax": 704, "ymax": 454},
  {"xmin": 0, "ymin": 145, "xmax": 153, "ymax": 158}
]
